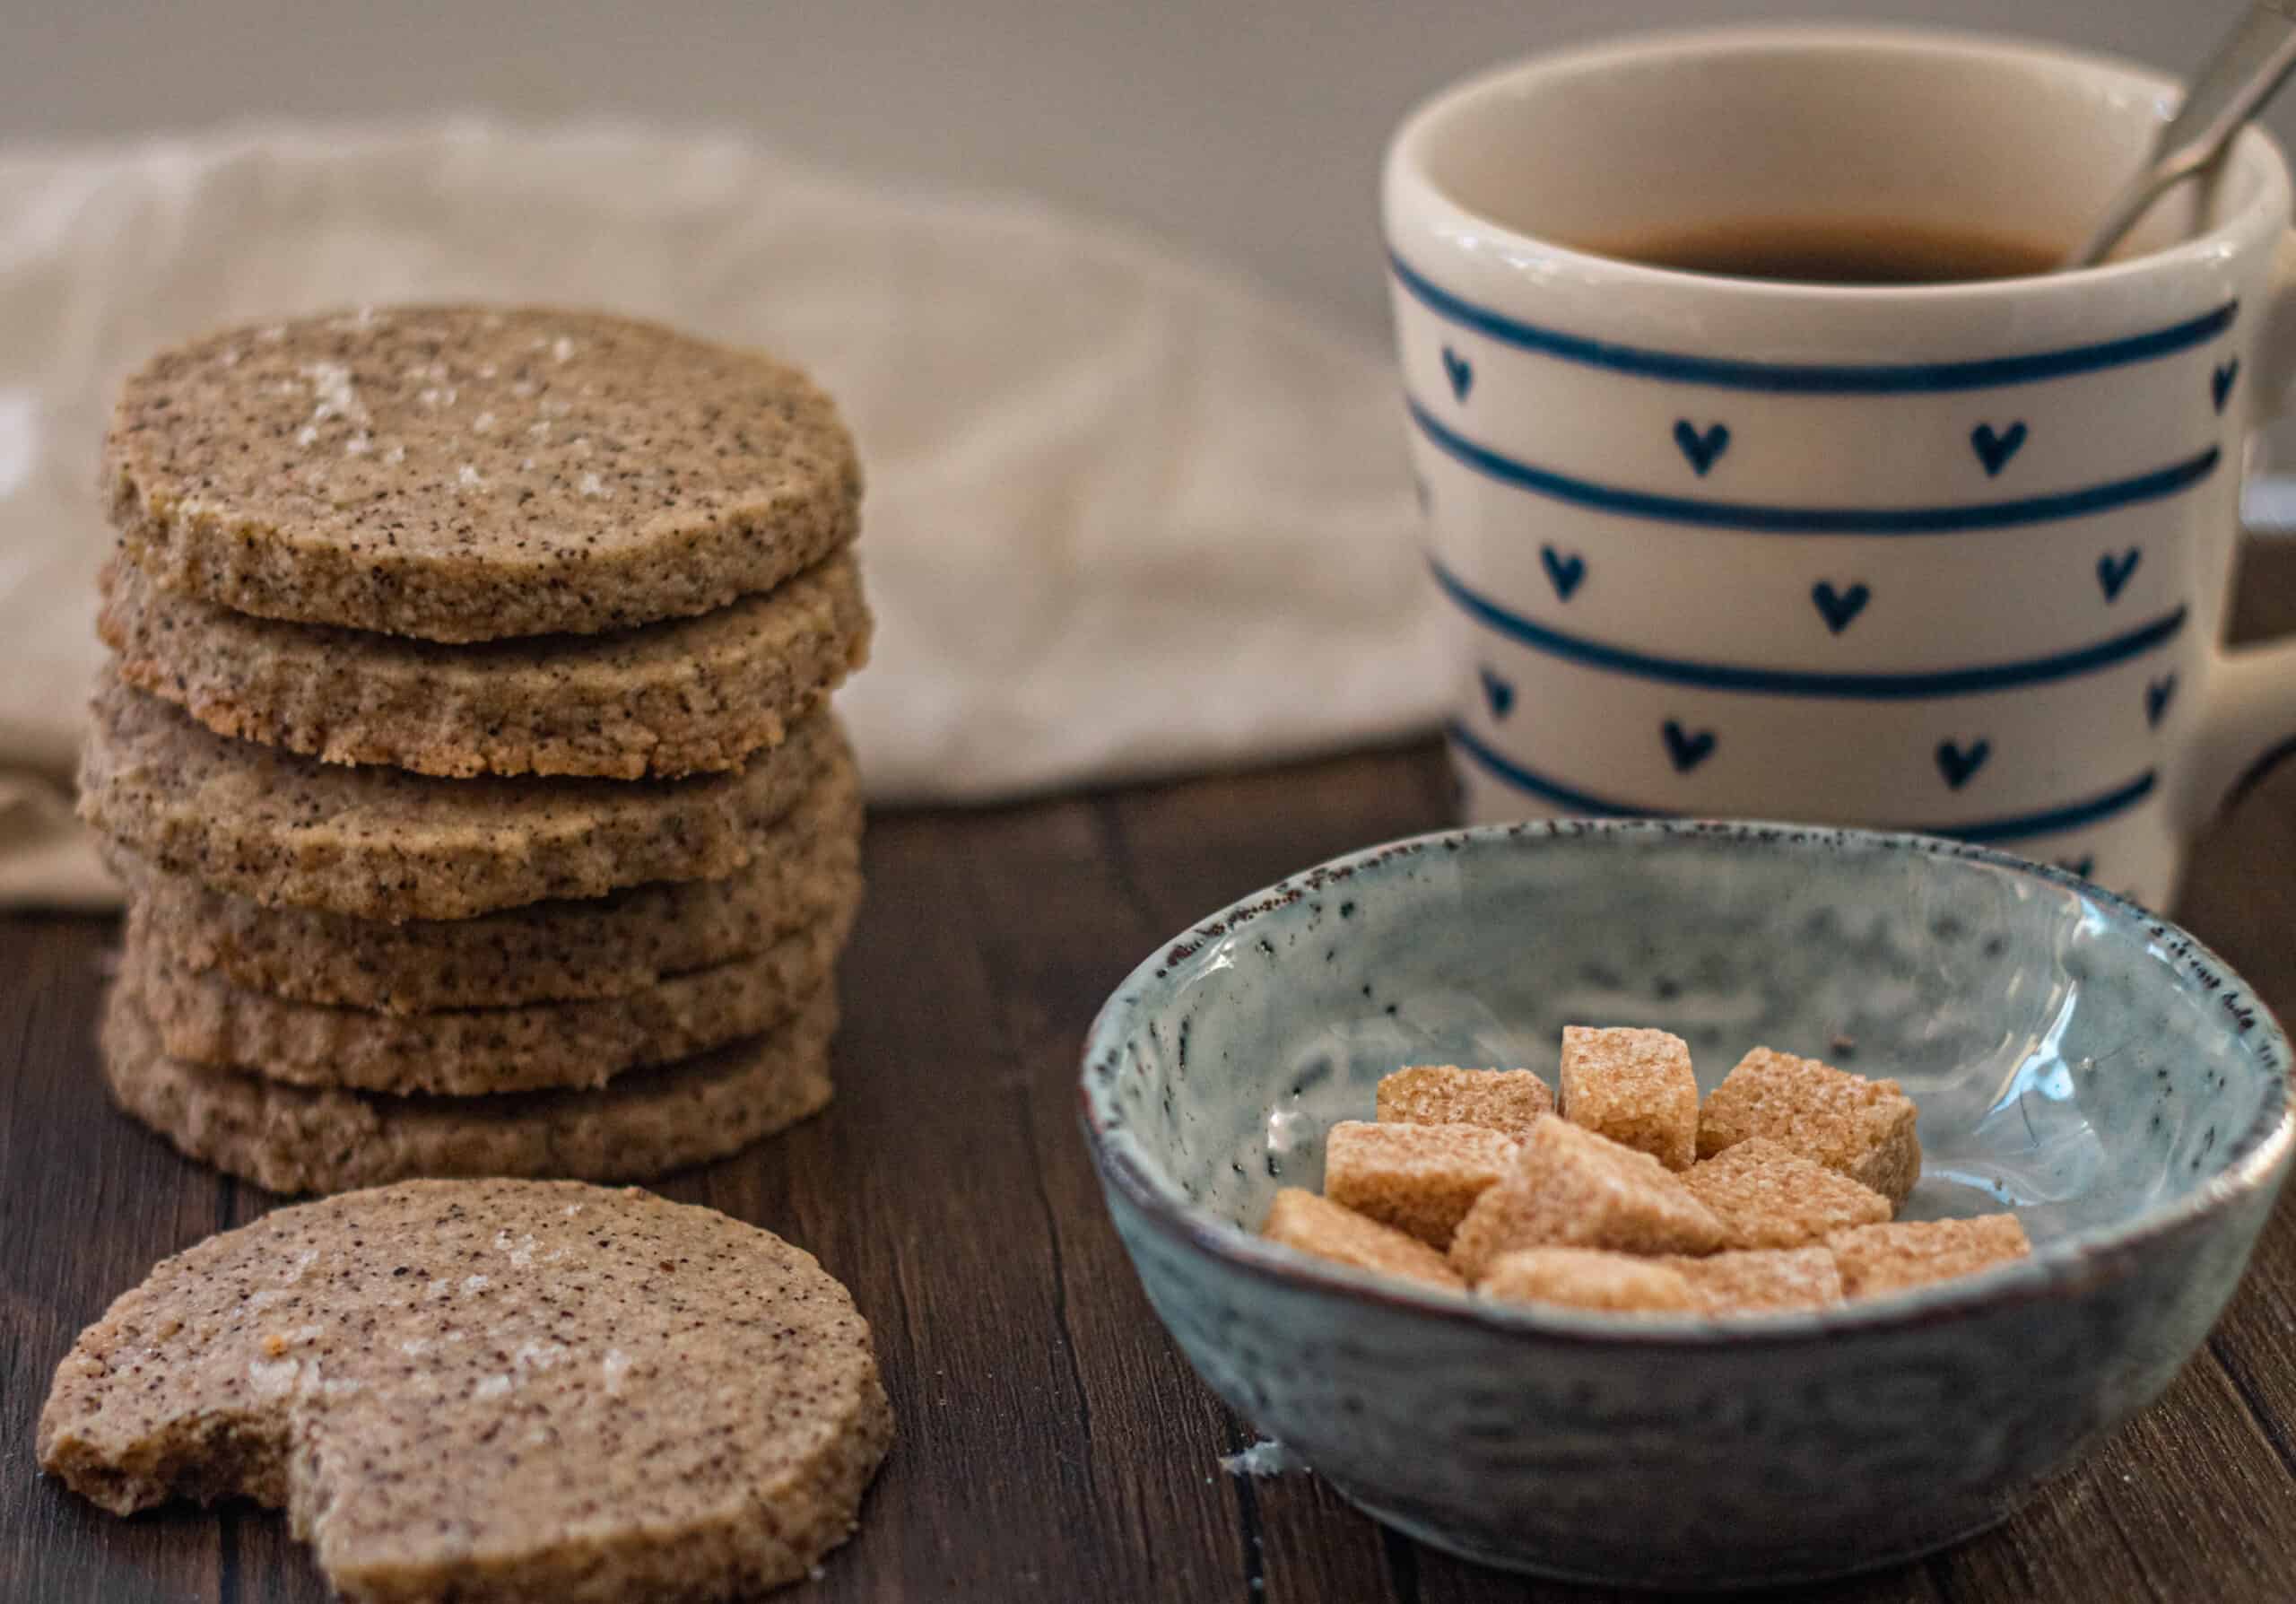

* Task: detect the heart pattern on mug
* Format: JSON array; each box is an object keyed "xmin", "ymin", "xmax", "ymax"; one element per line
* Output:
[
  {"xmin": 2147, "ymin": 674, "xmax": 2178, "ymax": 728},
  {"xmin": 2097, "ymin": 547, "xmax": 2141, "ymax": 602},
  {"xmin": 1442, "ymin": 345, "xmax": 1474, "ymax": 402},
  {"xmin": 1662, "ymin": 719, "xmax": 1717, "ymax": 772},
  {"xmin": 1970, "ymin": 422, "xmax": 2027, "ymax": 475},
  {"xmin": 1674, "ymin": 420, "xmax": 1730, "ymax": 475},
  {"xmin": 1540, "ymin": 545, "xmax": 1587, "ymax": 601},
  {"xmin": 1935, "ymin": 738, "xmax": 1991, "ymax": 790},
  {"xmin": 1479, "ymin": 666, "xmax": 1516, "ymax": 721},
  {"xmin": 1811, "ymin": 580, "xmax": 1871, "ymax": 635},
  {"xmin": 1401, "ymin": 251, "xmax": 2225, "ymax": 870}
]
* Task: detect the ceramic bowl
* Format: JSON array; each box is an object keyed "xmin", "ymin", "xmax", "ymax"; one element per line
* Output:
[{"xmin": 1078, "ymin": 819, "xmax": 2294, "ymax": 1590}]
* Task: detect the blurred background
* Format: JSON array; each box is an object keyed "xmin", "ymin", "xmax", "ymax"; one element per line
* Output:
[{"xmin": 0, "ymin": 1, "xmax": 2269, "ymax": 348}]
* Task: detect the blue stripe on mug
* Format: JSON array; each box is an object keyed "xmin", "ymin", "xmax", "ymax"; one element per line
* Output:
[
  {"xmin": 1409, "ymin": 399, "xmax": 2221, "ymax": 535},
  {"xmin": 1428, "ymin": 556, "xmax": 2187, "ymax": 700},
  {"xmin": 1446, "ymin": 719, "xmax": 2158, "ymax": 842},
  {"xmin": 1389, "ymin": 249, "xmax": 2238, "ymax": 394}
]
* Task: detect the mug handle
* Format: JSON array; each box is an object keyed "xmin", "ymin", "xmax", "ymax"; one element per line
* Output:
[{"xmin": 2181, "ymin": 231, "xmax": 2296, "ymax": 828}]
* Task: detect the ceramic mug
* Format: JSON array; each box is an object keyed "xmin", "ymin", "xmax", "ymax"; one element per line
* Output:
[{"xmin": 1385, "ymin": 26, "xmax": 2296, "ymax": 908}]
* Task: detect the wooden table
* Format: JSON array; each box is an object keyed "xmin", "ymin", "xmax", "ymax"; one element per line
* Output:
[{"xmin": 11, "ymin": 557, "xmax": 2296, "ymax": 1604}]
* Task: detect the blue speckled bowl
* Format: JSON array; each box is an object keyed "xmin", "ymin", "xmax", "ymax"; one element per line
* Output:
[{"xmin": 1079, "ymin": 820, "xmax": 2294, "ymax": 1590}]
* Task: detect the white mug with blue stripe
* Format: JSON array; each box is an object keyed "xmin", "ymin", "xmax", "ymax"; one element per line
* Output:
[{"xmin": 1385, "ymin": 26, "xmax": 2296, "ymax": 907}]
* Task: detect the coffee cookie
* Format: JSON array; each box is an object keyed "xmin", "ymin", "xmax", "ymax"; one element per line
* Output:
[
  {"xmin": 99, "ymin": 550, "xmax": 872, "ymax": 780},
  {"xmin": 79, "ymin": 671, "xmax": 844, "ymax": 922},
  {"xmin": 100, "ymin": 983, "xmax": 839, "ymax": 1195},
  {"xmin": 39, "ymin": 1176, "xmax": 890, "ymax": 1600},
  {"xmin": 106, "ymin": 306, "xmax": 862, "ymax": 642},
  {"xmin": 123, "ymin": 886, "xmax": 857, "ymax": 1094},
  {"xmin": 107, "ymin": 756, "xmax": 863, "ymax": 1012}
]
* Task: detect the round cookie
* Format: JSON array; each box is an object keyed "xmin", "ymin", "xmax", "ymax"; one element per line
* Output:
[
  {"xmin": 99, "ymin": 550, "xmax": 872, "ymax": 780},
  {"xmin": 38, "ymin": 1175, "xmax": 889, "ymax": 1600},
  {"xmin": 100, "ymin": 981, "xmax": 839, "ymax": 1195},
  {"xmin": 105, "ymin": 306, "xmax": 862, "ymax": 642},
  {"xmin": 123, "ymin": 886, "xmax": 857, "ymax": 1095},
  {"xmin": 78, "ymin": 670, "xmax": 846, "ymax": 922},
  {"xmin": 106, "ymin": 754, "xmax": 864, "ymax": 1013}
]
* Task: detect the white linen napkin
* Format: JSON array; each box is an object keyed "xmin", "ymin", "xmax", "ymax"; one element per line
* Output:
[{"xmin": 0, "ymin": 120, "xmax": 1442, "ymax": 909}]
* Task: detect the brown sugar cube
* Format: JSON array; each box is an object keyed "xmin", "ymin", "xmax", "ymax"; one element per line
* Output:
[
  {"xmin": 1828, "ymin": 1215, "xmax": 2031, "ymax": 1299},
  {"xmin": 1478, "ymin": 1248, "xmax": 1697, "ymax": 1314},
  {"xmin": 1698, "ymin": 1047, "xmax": 1922, "ymax": 1207},
  {"xmin": 1260, "ymin": 1188, "xmax": 1465, "ymax": 1291},
  {"xmin": 1679, "ymin": 1138, "xmax": 1892, "ymax": 1250},
  {"xmin": 1322, "ymin": 1120, "xmax": 1518, "ymax": 1249},
  {"xmin": 1558, "ymin": 1025, "xmax": 1699, "ymax": 1170},
  {"xmin": 1377, "ymin": 1065, "xmax": 1554, "ymax": 1141},
  {"xmin": 1655, "ymin": 1248, "xmax": 1844, "ymax": 1314},
  {"xmin": 1448, "ymin": 1116, "xmax": 1726, "ymax": 1280}
]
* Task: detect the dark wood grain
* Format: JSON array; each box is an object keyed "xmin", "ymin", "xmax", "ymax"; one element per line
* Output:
[{"xmin": 9, "ymin": 549, "xmax": 2296, "ymax": 1603}]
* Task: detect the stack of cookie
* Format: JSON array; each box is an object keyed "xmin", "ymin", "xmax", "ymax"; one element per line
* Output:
[{"xmin": 77, "ymin": 307, "xmax": 871, "ymax": 1195}]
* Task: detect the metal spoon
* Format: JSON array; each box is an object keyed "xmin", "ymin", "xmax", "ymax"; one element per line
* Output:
[{"xmin": 2066, "ymin": 0, "xmax": 2296, "ymax": 268}]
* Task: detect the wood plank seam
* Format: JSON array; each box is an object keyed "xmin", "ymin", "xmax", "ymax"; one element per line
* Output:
[
  {"xmin": 2207, "ymin": 1334, "xmax": 2296, "ymax": 1484},
  {"xmin": 1013, "ymin": 1077, "xmax": 1099, "ymax": 1457},
  {"xmin": 1226, "ymin": 1430, "xmax": 1270, "ymax": 1604}
]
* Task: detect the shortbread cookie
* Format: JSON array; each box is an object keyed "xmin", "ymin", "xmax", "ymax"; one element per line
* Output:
[
  {"xmin": 38, "ymin": 1177, "xmax": 890, "ymax": 1600},
  {"xmin": 106, "ymin": 754, "xmax": 863, "ymax": 1012},
  {"xmin": 106, "ymin": 306, "xmax": 862, "ymax": 642},
  {"xmin": 79, "ymin": 671, "xmax": 843, "ymax": 921},
  {"xmin": 99, "ymin": 550, "xmax": 872, "ymax": 779},
  {"xmin": 122, "ymin": 890, "xmax": 857, "ymax": 1094},
  {"xmin": 101, "ymin": 983, "xmax": 838, "ymax": 1194}
]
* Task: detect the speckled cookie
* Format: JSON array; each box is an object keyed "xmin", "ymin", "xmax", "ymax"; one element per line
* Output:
[
  {"xmin": 78, "ymin": 671, "xmax": 845, "ymax": 922},
  {"xmin": 106, "ymin": 754, "xmax": 863, "ymax": 1012},
  {"xmin": 123, "ymin": 885, "xmax": 857, "ymax": 1095},
  {"xmin": 38, "ymin": 1176, "xmax": 891, "ymax": 1601},
  {"xmin": 99, "ymin": 550, "xmax": 872, "ymax": 779},
  {"xmin": 106, "ymin": 306, "xmax": 863, "ymax": 642},
  {"xmin": 100, "ymin": 982, "xmax": 839, "ymax": 1196}
]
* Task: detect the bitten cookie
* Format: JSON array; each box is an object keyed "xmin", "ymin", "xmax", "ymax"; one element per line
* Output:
[
  {"xmin": 105, "ymin": 751, "xmax": 864, "ymax": 1012},
  {"xmin": 78, "ymin": 670, "xmax": 844, "ymax": 922},
  {"xmin": 100, "ymin": 550, "xmax": 872, "ymax": 779},
  {"xmin": 100, "ymin": 982, "xmax": 839, "ymax": 1195},
  {"xmin": 122, "ymin": 885, "xmax": 857, "ymax": 1095},
  {"xmin": 105, "ymin": 306, "xmax": 863, "ymax": 641},
  {"xmin": 38, "ymin": 1178, "xmax": 891, "ymax": 1601}
]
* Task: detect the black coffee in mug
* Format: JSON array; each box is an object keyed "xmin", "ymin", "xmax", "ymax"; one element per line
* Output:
[{"xmin": 1585, "ymin": 216, "xmax": 2062, "ymax": 284}]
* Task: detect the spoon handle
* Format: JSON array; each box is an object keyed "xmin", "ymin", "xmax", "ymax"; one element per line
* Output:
[{"xmin": 2066, "ymin": 0, "xmax": 2296, "ymax": 268}]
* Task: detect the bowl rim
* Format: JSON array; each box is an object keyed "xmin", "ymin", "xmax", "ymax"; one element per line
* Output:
[{"xmin": 1078, "ymin": 816, "xmax": 2296, "ymax": 1346}]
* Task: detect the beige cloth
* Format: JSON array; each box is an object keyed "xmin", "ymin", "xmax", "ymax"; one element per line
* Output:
[{"xmin": 0, "ymin": 121, "xmax": 1441, "ymax": 909}]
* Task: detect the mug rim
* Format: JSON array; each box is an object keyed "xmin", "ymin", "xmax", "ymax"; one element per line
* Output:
[{"xmin": 1385, "ymin": 22, "xmax": 2294, "ymax": 304}]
